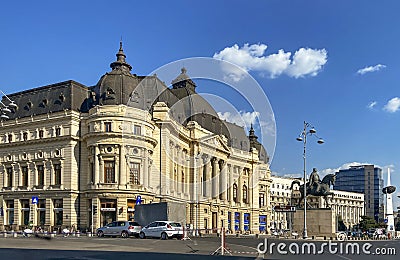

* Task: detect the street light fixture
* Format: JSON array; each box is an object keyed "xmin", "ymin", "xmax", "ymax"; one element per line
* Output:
[{"xmin": 296, "ymin": 121, "xmax": 324, "ymax": 239}]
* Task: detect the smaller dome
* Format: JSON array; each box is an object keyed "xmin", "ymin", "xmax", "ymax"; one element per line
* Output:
[
  {"xmin": 110, "ymin": 41, "xmax": 132, "ymax": 72},
  {"xmin": 95, "ymin": 41, "xmax": 138, "ymax": 106}
]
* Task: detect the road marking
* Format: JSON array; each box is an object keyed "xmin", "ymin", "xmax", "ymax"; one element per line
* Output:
[{"xmin": 335, "ymin": 254, "xmax": 352, "ymax": 260}]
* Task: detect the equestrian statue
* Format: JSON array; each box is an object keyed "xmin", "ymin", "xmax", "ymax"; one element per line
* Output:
[{"xmin": 290, "ymin": 168, "xmax": 336, "ymax": 208}]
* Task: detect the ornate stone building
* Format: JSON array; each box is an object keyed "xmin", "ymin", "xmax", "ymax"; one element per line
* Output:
[
  {"xmin": 292, "ymin": 185, "xmax": 365, "ymax": 229},
  {"xmin": 270, "ymin": 175, "xmax": 297, "ymax": 230},
  {"xmin": 0, "ymin": 43, "xmax": 272, "ymax": 234}
]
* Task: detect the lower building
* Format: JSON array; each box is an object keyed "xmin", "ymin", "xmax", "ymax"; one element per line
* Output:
[
  {"xmin": 292, "ymin": 188, "xmax": 365, "ymax": 229},
  {"xmin": 270, "ymin": 175, "xmax": 297, "ymax": 230}
]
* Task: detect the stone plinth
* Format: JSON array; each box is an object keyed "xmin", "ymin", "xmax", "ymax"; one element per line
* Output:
[{"xmin": 293, "ymin": 208, "xmax": 336, "ymax": 237}]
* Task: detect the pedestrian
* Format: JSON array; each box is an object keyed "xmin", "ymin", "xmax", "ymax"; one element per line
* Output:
[{"xmin": 62, "ymin": 227, "xmax": 70, "ymax": 237}]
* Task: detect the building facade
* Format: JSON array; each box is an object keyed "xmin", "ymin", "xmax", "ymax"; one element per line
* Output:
[
  {"xmin": 272, "ymin": 175, "xmax": 365, "ymax": 231},
  {"xmin": 0, "ymin": 43, "xmax": 272, "ymax": 234},
  {"xmin": 270, "ymin": 175, "xmax": 297, "ymax": 230},
  {"xmin": 333, "ymin": 165, "xmax": 383, "ymax": 222}
]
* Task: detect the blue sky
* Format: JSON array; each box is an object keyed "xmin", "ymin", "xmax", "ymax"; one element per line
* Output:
[{"xmin": 1, "ymin": 1, "xmax": 399, "ymax": 209}]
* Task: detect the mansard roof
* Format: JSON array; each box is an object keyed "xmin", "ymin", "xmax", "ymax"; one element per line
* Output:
[
  {"xmin": 2, "ymin": 80, "xmax": 90, "ymax": 119},
  {"xmin": 2, "ymin": 42, "xmax": 269, "ymax": 160}
]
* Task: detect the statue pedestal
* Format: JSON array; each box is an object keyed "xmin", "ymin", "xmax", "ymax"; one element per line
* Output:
[{"xmin": 293, "ymin": 208, "xmax": 336, "ymax": 237}]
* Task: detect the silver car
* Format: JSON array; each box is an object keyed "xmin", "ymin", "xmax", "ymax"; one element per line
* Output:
[
  {"xmin": 139, "ymin": 221, "xmax": 183, "ymax": 240},
  {"xmin": 97, "ymin": 221, "xmax": 142, "ymax": 238}
]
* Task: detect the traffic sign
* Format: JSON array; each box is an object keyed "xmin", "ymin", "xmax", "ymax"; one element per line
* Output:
[
  {"xmin": 273, "ymin": 205, "xmax": 296, "ymax": 212},
  {"xmin": 136, "ymin": 195, "xmax": 142, "ymax": 205},
  {"xmin": 32, "ymin": 196, "xmax": 39, "ymax": 204}
]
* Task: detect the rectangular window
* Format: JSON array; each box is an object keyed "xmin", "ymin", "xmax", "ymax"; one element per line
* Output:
[
  {"xmin": 90, "ymin": 162, "xmax": 94, "ymax": 183},
  {"xmin": 243, "ymin": 185, "xmax": 248, "ymax": 203},
  {"xmin": 39, "ymin": 130, "xmax": 44, "ymax": 138},
  {"xmin": 8, "ymin": 134, "xmax": 12, "ymax": 143},
  {"xmin": 259, "ymin": 193, "xmax": 265, "ymax": 207},
  {"xmin": 54, "ymin": 164, "xmax": 61, "ymax": 185},
  {"xmin": 7, "ymin": 167, "xmax": 13, "ymax": 187},
  {"xmin": 53, "ymin": 199, "xmax": 63, "ymax": 226},
  {"xmin": 233, "ymin": 184, "xmax": 238, "ymax": 202},
  {"xmin": 129, "ymin": 162, "xmax": 140, "ymax": 184},
  {"xmin": 21, "ymin": 199, "xmax": 30, "ymax": 225},
  {"xmin": 55, "ymin": 127, "xmax": 61, "ymax": 136},
  {"xmin": 37, "ymin": 165, "xmax": 44, "ymax": 186},
  {"xmin": 6, "ymin": 200, "xmax": 14, "ymax": 225},
  {"xmin": 23, "ymin": 132, "xmax": 28, "ymax": 141},
  {"xmin": 104, "ymin": 161, "xmax": 115, "ymax": 183},
  {"xmin": 104, "ymin": 122, "xmax": 112, "ymax": 132},
  {"xmin": 133, "ymin": 125, "xmax": 141, "ymax": 135},
  {"xmin": 22, "ymin": 166, "xmax": 28, "ymax": 186}
]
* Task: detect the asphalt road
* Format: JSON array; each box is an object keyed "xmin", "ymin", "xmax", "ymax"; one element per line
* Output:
[{"xmin": 0, "ymin": 235, "xmax": 398, "ymax": 260}]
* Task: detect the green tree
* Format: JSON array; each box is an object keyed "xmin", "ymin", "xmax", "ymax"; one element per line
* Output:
[
  {"xmin": 358, "ymin": 215, "xmax": 378, "ymax": 231},
  {"xmin": 337, "ymin": 215, "xmax": 347, "ymax": 231},
  {"xmin": 395, "ymin": 221, "xmax": 400, "ymax": 231}
]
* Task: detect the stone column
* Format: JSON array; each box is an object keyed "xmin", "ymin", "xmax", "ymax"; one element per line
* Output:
[
  {"xmin": 120, "ymin": 147, "xmax": 127, "ymax": 185},
  {"xmin": 177, "ymin": 148, "xmax": 182, "ymax": 194},
  {"xmin": 94, "ymin": 146, "xmax": 100, "ymax": 185},
  {"xmin": 227, "ymin": 164, "xmax": 232, "ymax": 202},
  {"xmin": 31, "ymin": 162, "xmax": 37, "ymax": 187},
  {"xmin": 1, "ymin": 165, "xmax": 5, "ymax": 187},
  {"xmin": 146, "ymin": 158, "xmax": 152, "ymax": 189},
  {"xmin": 48, "ymin": 161, "xmax": 54, "ymax": 186},
  {"xmin": 239, "ymin": 212, "xmax": 244, "ymax": 233},
  {"xmin": 211, "ymin": 157, "xmax": 218, "ymax": 199},
  {"xmin": 219, "ymin": 160, "xmax": 226, "ymax": 201},
  {"xmin": 142, "ymin": 150, "xmax": 148, "ymax": 186},
  {"xmin": 202, "ymin": 155, "xmax": 208, "ymax": 198},
  {"xmin": 238, "ymin": 167, "xmax": 243, "ymax": 204},
  {"xmin": 207, "ymin": 159, "xmax": 212, "ymax": 198},
  {"xmin": 11, "ymin": 164, "xmax": 16, "ymax": 188},
  {"xmin": 16, "ymin": 163, "xmax": 22, "ymax": 187},
  {"xmin": 98, "ymin": 154, "xmax": 103, "ymax": 183},
  {"xmin": 115, "ymin": 151, "xmax": 120, "ymax": 184}
]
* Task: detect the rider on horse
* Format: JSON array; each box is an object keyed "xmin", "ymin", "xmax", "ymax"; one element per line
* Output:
[{"xmin": 309, "ymin": 168, "xmax": 321, "ymax": 193}]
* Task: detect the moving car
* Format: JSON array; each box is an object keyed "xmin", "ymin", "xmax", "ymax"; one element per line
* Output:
[
  {"xmin": 97, "ymin": 221, "xmax": 142, "ymax": 238},
  {"xmin": 139, "ymin": 221, "xmax": 183, "ymax": 240}
]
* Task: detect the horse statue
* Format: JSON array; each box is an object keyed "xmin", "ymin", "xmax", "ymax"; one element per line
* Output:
[{"xmin": 290, "ymin": 173, "xmax": 336, "ymax": 208}]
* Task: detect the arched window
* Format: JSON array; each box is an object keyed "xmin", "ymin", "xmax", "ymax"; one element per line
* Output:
[
  {"xmin": 243, "ymin": 185, "xmax": 248, "ymax": 203},
  {"xmin": 233, "ymin": 183, "xmax": 238, "ymax": 202}
]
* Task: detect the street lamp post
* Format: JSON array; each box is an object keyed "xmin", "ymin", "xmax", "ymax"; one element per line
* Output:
[{"xmin": 296, "ymin": 121, "xmax": 324, "ymax": 239}]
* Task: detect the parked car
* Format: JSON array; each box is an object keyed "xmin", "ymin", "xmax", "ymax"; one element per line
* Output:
[
  {"xmin": 97, "ymin": 221, "xmax": 142, "ymax": 238},
  {"xmin": 139, "ymin": 221, "xmax": 183, "ymax": 240}
]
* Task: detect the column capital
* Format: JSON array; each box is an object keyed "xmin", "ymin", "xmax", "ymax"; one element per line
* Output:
[{"xmin": 211, "ymin": 157, "xmax": 218, "ymax": 164}]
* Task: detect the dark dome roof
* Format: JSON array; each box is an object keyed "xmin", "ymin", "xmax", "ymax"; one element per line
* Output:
[
  {"xmin": 92, "ymin": 45, "xmax": 269, "ymax": 157},
  {"xmin": 95, "ymin": 42, "xmax": 140, "ymax": 106}
]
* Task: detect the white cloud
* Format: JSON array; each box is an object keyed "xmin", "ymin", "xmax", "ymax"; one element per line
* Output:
[
  {"xmin": 286, "ymin": 48, "xmax": 328, "ymax": 78},
  {"xmin": 319, "ymin": 162, "xmax": 370, "ymax": 177},
  {"xmin": 217, "ymin": 111, "xmax": 259, "ymax": 128},
  {"xmin": 367, "ymin": 101, "xmax": 377, "ymax": 109},
  {"xmin": 383, "ymin": 97, "xmax": 400, "ymax": 113},
  {"xmin": 213, "ymin": 43, "xmax": 327, "ymax": 80},
  {"xmin": 320, "ymin": 162, "xmax": 394, "ymax": 179},
  {"xmin": 357, "ymin": 64, "xmax": 386, "ymax": 75}
]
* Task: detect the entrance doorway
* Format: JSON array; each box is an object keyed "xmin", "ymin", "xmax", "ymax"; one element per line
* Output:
[
  {"xmin": 212, "ymin": 212, "xmax": 217, "ymax": 233},
  {"xmin": 100, "ymin": 199, "xmax": 116, "ymax": 226}
]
